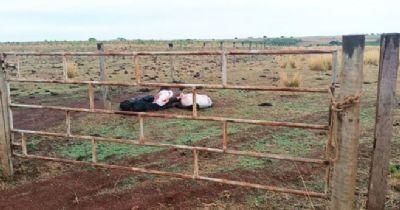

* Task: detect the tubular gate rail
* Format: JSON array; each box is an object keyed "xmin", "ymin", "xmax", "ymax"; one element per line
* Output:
[{"xmin": 2, "ymin": 49, "xmax": 338, "ymax": 199}]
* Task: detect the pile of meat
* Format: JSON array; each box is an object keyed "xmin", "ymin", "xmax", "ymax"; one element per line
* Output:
[{"xmin": 119, "ymin": 88, "xmax": 212, "ymax": 112}]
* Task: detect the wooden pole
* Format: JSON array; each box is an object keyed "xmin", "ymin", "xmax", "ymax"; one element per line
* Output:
[
  {"xmin": 233, "ymin": 42, "xmax": 237, "ymax": 66},
  {"xmin": 168, "ymin": 43, "xmax": 177, "ymax": 82},
  {"xmin": 249, "ymin": 42, "xmax": 253, "ymax": 61},
  {"xmin": 0, "ymin": 54, "xmax": 13, "ymax": 176},
  {"xmin": 221, "ymin": 52, "xmax": 227, "ymax": 86},
  {"xmin": 330, "ymin": 35, "xmax": 364, "ymax": 210},
  {"xmin": 367, "ymin": 33, "xmax": 400, "ymax": 210},
  {"xmin": 97, "ymin": 43, "xmax": 111, "ymax": 109}
]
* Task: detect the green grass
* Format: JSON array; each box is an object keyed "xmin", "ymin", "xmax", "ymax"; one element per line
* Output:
[
  {"xmin": 58, "ymin": 141, "xmax": 160, "ymax": 161},
  {"xmin": 75, "ymin": 116, "xmax": 139, "ymax": 139},
  {"xmin": 146, "ymin": 119, "xmax": 222, "ymax": 145},
  {"xmin": 233, "ymin": 156, "xmax": 272, "ymax": 170},
  {"xmin": 58, "ymin": 118, "xmax": 227, "ymax": 161},
  {"xmin": 281, "ymin": 99, "xmax": 327, "ymax": 114},
  {"xmin": 27, "ymin": 135, "xmax": 46, "ymax": 151},
  {"xmin": 11, "ymin": 83, "xmax": 86, "ymax": 99},
  {"xmin": 389, "ymin": 163, "xmax": 400, "ymax": 178},
  {"xmin": 270, "ymin": 128, "xmax": 312, "ymax": 155},
  {"xmin": 244, "ymin": 128, "xmax": 319, "ymax": 156},
  {"xmin": 360, "ymin": 106, "xmax": 375, "ymax": 126}
]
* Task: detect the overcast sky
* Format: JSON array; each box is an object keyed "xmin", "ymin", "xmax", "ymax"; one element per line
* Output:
[{"xmin": 0, "ymin": 0, "xmax": 399, "ymax": 42}]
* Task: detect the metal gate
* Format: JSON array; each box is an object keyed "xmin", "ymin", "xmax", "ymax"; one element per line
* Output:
[{"xmin": 1, "ymin": 48, "xmax": 337, "ymax": 199}]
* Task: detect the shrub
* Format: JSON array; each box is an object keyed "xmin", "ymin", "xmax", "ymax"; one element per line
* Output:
[
  {"xmin": 364, "ymin": 50, "xmax": 379, "ymax": 66},
  {"xmin": 308, "ymin": 56, "xmax": 332, "ymax": 71},
  {"xmin": 66, "ymin": 62, "xmax": 77, "ymax": 78}
]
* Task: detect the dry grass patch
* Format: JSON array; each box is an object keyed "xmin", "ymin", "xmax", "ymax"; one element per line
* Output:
[
  {"xmin": 278, "ymin": 56, "xmax": 300, "ymax": 69},
  {"xmin": 279, "ymin": 69, "xmax": 302, "ymax": 87},
  {"xmin": 308, "ymin": 56, "xmax": 332, "ymax": 71},
  {"xmin": 364, "ymin": 50, "xmax": 379, "ymax": 66},
  {"xmin": 66, "ymin": 62, "xmax": 77, "ymax": 78}
]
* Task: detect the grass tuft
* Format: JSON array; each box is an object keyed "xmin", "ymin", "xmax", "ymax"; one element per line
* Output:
[
  {"xmin": 308, "ymin": 56, "xmax": 332, "ymax": 71},
  {"xmin": 278, "ymin": 56, "xmax": 299, "ymax": 69},
  {"xmin": 66, "ymin": 62, "xmax": 78, "ymax": 78},
  {"xmin": 364, "ymin": 50, "xmax": 379, "ymax": 66},
  {"xmin": 279, "ymin": 70, "xmax": 302, "ymax": 87}
]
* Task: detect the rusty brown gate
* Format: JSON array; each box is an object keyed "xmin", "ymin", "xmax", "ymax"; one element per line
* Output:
[{"xmin": 1, "ymin": 48, "xmax": 338, "ymax": 199}]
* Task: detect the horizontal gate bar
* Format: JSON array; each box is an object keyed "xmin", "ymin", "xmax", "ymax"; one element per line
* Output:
[
  {"xmin": 12, "ymin": 153, "xmax": 328, "ymax": 198},
  {"xmin": 10, "ymin": 103, "xmax": 329, "ymax": 130},
  {"xmin": 3, "ymin": 49, "xmax": 336, "ymax": 56},
  {"xmin": 11, "ymin": 128, "xmax": 329, "ymax": 164},
  {"xmin": 7, "ymin": 78, "xmax": 329, "ymax": 93}
]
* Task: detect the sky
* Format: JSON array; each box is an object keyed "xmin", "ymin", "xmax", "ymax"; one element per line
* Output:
[{"xmin": 0, "ymin": 0, "xmax": 399, "ymax": 42}]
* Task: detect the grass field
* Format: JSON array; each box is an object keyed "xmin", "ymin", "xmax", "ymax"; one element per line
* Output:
[{"xmin": 0, "ymin": 40, "xmax": 399, "ymax": 209}]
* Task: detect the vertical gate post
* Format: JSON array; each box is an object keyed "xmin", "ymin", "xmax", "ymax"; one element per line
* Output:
[
  {"xmin": 0, "ymin": 54, "xmax": 13, "ymax": 176},
  {"xmin": 367, "ymin": 33, "xmax": 400, "ymax": 210},
  {"xmin": 97, "ymin": 43, "xmax": 111, "ymax": 109},
  {"xmin": 330, "ymin": 35, "xmax": 364, "ymax": 209}
]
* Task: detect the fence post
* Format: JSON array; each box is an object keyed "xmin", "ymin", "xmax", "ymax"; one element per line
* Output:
[
  {"xmin": 367, "ymin": 33, "xmax": 400, "ymax": 210},
  {"xmin": 330, "ymin": 35, "xmax": 364, "ymax": 209},
  {"xmin": 168, "ymin": 43, "xmax": 177, "ymax": 82},
  {"xmin": 0, "ymin": 54, "xmax": 13, "ymax": 176},
  {"xmin": 233, "ymin": 42, "xmax": 237, "ymax": 67},
  {"xmin": 97, "ymin": 43, "xmax": 111, "ymax": 109}
]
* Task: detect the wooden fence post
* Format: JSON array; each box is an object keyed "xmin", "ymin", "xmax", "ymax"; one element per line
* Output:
[
  {"xmin": 168, "ymin": 43, "xmax": 177, "ymax": 82},
  {"xmin": 0, "ymin": 53, "xmax": 13, "ymax": 176},
  {"xmin": 97, "ymin": 43, "xmax": 111, "ymax": 109},
  {"xmin": 367, "ymin": 33, "xmax": 400, "ymax": 210},
  {"xmin": 233, "ymin": 42, "xmax": 237, "ymax": 67},
  {"xmin": 330, "ymin": 35, "xmax": 364, "ymax": 210}
]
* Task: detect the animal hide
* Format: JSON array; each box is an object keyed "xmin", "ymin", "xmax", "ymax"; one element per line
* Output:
[
  {"xmin": 120, "ymin": 95, "xmax": 179, "ymax": 112},
  {"xmin": 178, "ymin": 93, "xmax": 212, "ymax": 109},
  {"xmin": 153, "ymin": 88, "xmax": 181, "ymax": 106}
]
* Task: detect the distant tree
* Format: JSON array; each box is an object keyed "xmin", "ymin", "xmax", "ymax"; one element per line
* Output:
[
  {"xmin": 263, "ymin": 35, "xmax": 267, "ymax": 39},
  {"xmin": 329, "ymin": 41, "xmax": 342, "ymax": 46},
  {"xmin": 117, "ymin": 37, "xmax": 127, "ymax": 41},
  {"xmin": 88, "ymin": 38, "xmax": 97, "ymax": 42}
]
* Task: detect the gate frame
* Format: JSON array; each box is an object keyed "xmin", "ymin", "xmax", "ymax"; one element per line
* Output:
[{"xmin": 0, "ymin": 38, "xmax": 367, "ymax": 205}]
